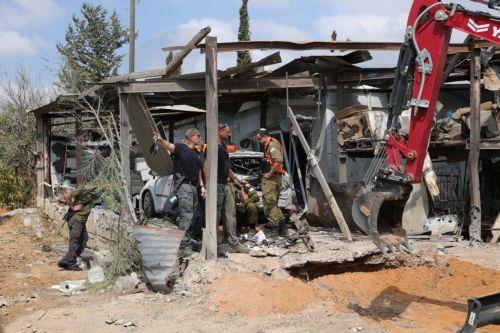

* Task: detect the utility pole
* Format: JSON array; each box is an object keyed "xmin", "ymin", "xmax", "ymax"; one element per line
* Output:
[{"xmin": 129, "ymin": 0, "xmax": 135, "ymax": 73}]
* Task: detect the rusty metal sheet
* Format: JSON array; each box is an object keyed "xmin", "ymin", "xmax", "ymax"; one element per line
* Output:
[
  {"xmin": 127, "ymin": 93, "xmax": 173, "ymax": 176},
  {"xmin": 133, "ymin": 225, "xmax": 184, "ymax": 291}
]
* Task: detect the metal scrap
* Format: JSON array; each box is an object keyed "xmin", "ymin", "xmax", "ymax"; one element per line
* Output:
[{"xmin": 132, "ymin": 225, "xmax": 184, "ymax": 291}]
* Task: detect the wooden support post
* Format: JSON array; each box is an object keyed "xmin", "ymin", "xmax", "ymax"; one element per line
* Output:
[
  {"xmin": 337, "ymin": 83, "xmax": 348, "ymax": 182},
  {"xmin": 260, "ymin": 96, "xmax": 268, "ymax": 128},
  {"xmin": 35, "ymin": 115, "xmax": 46, "ymax": 207},
  {"xmin": 203, "ymin": 36, "xmax": 219, "ymax": 260},
  {"xmin": 119, "ymin": 94, "xmax": 131, "ymax": 194},
  {"xmin": 468, "ymin": 45, "xmax": 482, "ymax": 241},
  {"xmin": 287, "ymin": 106, "xmax": 352, "ymax": 241},
  {"xmin": 75, "ymin": 109, "xmax": 83, "ymax": 185}
]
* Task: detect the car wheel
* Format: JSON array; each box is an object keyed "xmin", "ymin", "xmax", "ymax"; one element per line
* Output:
[{"xmin": 143, "ymin": 191, "xmax": 156, "ymax": 218}]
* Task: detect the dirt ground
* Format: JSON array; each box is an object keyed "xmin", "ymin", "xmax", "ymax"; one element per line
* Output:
[{"xmin": 1, "ymin": 211, "xmax": 500, "ymax": 333}]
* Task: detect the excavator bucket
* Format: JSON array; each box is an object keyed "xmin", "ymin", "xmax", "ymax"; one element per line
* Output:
[{"xmin": 352, "ymin": 184, "xmax": 412, "ymax": 255}]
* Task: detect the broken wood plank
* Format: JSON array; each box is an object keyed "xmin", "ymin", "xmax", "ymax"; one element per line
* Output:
[
  {"xmin": 491, "ymin": 213, "xmax": 500, "ymax": 244},
  {"xmin": 164, "ymin": 26, "xmax": 211, "ymax": 78},
  {"xmin": 162, "ymin": 40, "xmax": 495, "ymax": 53},
  {"xmin": 287, "ymin": 106, "xmax": 352, "ymax": 242},
  {"xmin": 126, "ymin": 94, "xmax": 173, "ymax": 176},
  {"xmin": 177, "ymin": 51, "xmax": 282, "ymax": 80}
]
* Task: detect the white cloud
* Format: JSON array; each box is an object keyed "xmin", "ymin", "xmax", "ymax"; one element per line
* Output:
[
  {"xmin": 315, "ymin": 13, "xmax": 407, "ymax": 42},
  {"xmin": 252, "ymin": 19, "xmax": 310, "ymax": 40},
  {"xmin": 134, "ymin": 18, "xmax": 239, "ymax": 73},
  {"xmin": 0, "ymin": 0, "xmax": 63, "ymax": 58},
  {"xmin": 0, "ymin": 0, "xmax": 65, "ymax": 29},
  {"xmin": 0, "ymin": 30, "xmax": 44, "ymax": 57}
]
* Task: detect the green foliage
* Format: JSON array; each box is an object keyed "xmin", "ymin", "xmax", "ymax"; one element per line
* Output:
[
  {"xmin": 56, "ymin": 2, "xmax": 129, "ymax": 92},
  {"xmin": 83, "ymin": 150, "xmax": 122, "ymax": 215},
  {"xmin": 237, "ymin": 0, "xmax": 252, "ymax": 66},
  {"xmin": 166, "ymin": 51, "xmax": 182, "ymax": 76},
  {"xmin": 0, "ymin": 164, "xmax": 27, "ymax": 209},
  {"xmin": 0, "ymin": 66, "xmax": 48, "ymax": 208}
]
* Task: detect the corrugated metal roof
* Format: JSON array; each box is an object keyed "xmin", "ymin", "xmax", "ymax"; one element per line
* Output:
[{"xmin": 133, "ymin": 225, "xmax": 184, "ymax": 291}]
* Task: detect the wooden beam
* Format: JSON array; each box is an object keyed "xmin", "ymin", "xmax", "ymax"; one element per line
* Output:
[
  {"xmin": 203, "ymin": 36, "xmax": 218, "ymax": 261},
  {"xmin": 164, "ymin": 26, "xmax": 211, "ymax": 77},
  {"xmin": 162, "ymin": 40, "xmax": 494, "ymax": 53},
  {"xmin": 35, "ymin": 115, "xmax": 46, "ymax": 207},
  {"xmin": 287, "ymin": 106, "xmax": 352, "ymax": 241},
  {"xmin": 119, "ymin": 77, "xmax": 321, "ymax": 94},
  {"xmin": 178, "ymin": 51, "xmax": 282, "ymax": 80},
  {"xmin": 468, "ymin": 45, "xmax": 482, "ymax": 241},
  {"xmin": 75, "ymin": 109, "xmax": 83, "ymax": 185},
  {"xmin": 119, "ymin": 94, "xmax": 131, "ymax": 194}
]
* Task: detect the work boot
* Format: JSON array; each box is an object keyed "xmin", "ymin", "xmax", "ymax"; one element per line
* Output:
[
  {"xmin": 227, "ymin": 243, "xmax": 250, "ymax": 254},
  {"xmin": 278, "ymin": 221, "xmax": 288, "ymax": 238}
]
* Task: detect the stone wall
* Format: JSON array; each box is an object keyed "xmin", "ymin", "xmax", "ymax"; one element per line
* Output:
[{"xmin": 41, "ymin": 199, "xmax": 119, "ymax": 250}]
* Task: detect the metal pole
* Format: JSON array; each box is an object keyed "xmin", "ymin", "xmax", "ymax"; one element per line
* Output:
[{"xmin": 129, "ymin": 0, "xmax": 135, "ymax": 73}]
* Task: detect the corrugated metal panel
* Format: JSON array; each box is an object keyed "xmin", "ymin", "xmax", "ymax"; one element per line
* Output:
[
  {"xmin": 132, "ymin": 225, "xmax": 184, "ymax": 291},
  {"xmin": 127, "ymin": 94, "xmax": 173, "ymax": 176}
]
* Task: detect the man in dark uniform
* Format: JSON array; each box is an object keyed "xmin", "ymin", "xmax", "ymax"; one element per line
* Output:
[
  {"xmin": 256, "ymin": 128, "xmax": 287, "ymax": 237},
  {"xmin": 57, "ymin": 184, "xmax": 101, "ymax": 270},
  {"xmin": 204, "ymin": 124, "xmax": 249, "ymax": 254},
  {"xmin": 154, "ymin": 128, "xmax": 206, "ymax": 248}
]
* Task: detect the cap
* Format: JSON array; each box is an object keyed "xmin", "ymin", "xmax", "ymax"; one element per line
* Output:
[
  {"xmin": 256, "ymin": 128, "xmax": 268, "ymax": 136},
  {"xmin": 218, "ymin": 123, "xmax": 230, "ymax": 130}
]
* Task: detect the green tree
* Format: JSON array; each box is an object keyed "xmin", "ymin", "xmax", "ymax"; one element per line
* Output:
[
  {"xmin": 0, "ymin": 66, "xmax": 51, "ymax": 207},
  {"xmin": 56, "ymin": 3, "xmax": 129, "ymax": 92},
  {"xmin": 237, "ymin": 0, "xmax": 252, "ymax": 66},
  {"xmin": 166, "ymin": 51, "xmax": 182, "ymax": 76}
]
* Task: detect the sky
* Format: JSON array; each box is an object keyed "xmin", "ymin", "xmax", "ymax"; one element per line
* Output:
[{"xmin": 0, "ymin": 0, "xmax": 492, "ymax": 87}]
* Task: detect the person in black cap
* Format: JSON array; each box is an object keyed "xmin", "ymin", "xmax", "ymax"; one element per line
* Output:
[{"xmin": 256, "ymin": 128, "xmax": 287, "ymax": 237}]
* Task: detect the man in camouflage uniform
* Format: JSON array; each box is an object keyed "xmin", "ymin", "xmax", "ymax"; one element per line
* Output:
[
  {"xmin": 256, "ymin": 128, "xmax": 287, "ymax": 237},
  {"xmin": 57, "ymin": 184, "xmax": 101, "ymax": 270},
  {"xmin": 236, "ymin": 179, "xmax": 260, "ymax": 229}
]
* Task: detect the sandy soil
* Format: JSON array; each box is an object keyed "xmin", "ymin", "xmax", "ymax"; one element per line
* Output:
[{"xmin": 1, "ymin": 212, "xmax": 500, "ymax": 333}]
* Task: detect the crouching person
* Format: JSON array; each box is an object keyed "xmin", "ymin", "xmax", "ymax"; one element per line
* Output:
[{"xmin": 57, "ymin": 184, "xmax": 100, "ymax": 270}]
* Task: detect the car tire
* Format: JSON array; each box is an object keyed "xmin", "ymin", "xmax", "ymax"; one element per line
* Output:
[{"xmin": 143, "ymin": 191, "xmax": 156, "ymax": 218}]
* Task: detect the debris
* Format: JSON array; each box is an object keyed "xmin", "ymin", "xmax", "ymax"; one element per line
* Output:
[
  {"xmin": 87, "ymin": 266, "xmax": 105, "ymax": 284},
  {"xmin": 124, "ymin": 321, "xmax": 136, "ymax": 327},
  {"xmin": 265, "ymin": 247, "xmax": 289, "ymax": 257},
  {"xmin": 210, "ymin": 306, "xmax": 219, "ymax": 313},
  {"xmin": 0, "ymin": 208, "xmax": 37, "ymax": 221},
  {"xmin": 254, "ymin": 231, "xmax": 266, "ymax": 245},
  {"xmin": 105, "ymin": 318, "xmax": 117, "ymax": 325},
  {"xmin": 41, "ymin": 244, "xmax": 52, "ymax": 252},
  {"xmin": 424, "ymin": 215, "xmax": 458, "ymax": 236},
  {"xmin": 249, "ymin": 249, "xmax": 267, "ymax": 257},
  {"xmin": 34, "ymin": 260, "xmax": 44, "ymax": 267},
  {"xmin": 114, "ymin": 319, "xmax": 125, "ymax": 326},
  {"xmin": 50, "ymin": 285, "xmax": 60, "ymax": 290},
  {"xmin": 59, "ymin": 280, "xmax": 86, "ymax": 294},
  {"xmin": 113, "ymin": 272, "xmax": 141, "ymax": 294},
  {"xmin": 0, "ymin": 296, "xmax": 9, "ymax": 308}
]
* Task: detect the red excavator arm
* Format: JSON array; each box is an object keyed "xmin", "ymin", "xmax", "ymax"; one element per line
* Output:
[
  {"xmin": 352, "ymin": 0, "xmax": 500, "ymax": 253},
  {"xmin": 388, "ymin": 0, "xmax": 500, "ymax": 183}
]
